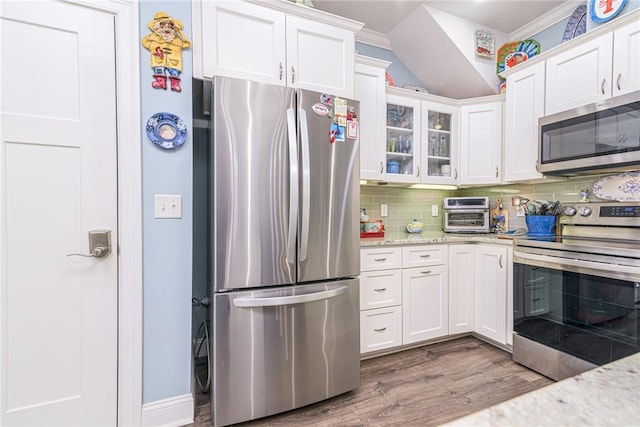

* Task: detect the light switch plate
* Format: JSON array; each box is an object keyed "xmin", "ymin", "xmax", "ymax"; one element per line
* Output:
[
  {"xmin": 381, "ymin": 204, "xmax": 388, "ymax": 217},
  {"xmin": 431, "ymin": 204, "xmax": 439, "ymax": 217},
  {"xmin": 155, "ymin": 194, "xmax": 182, "ymax": 219}
]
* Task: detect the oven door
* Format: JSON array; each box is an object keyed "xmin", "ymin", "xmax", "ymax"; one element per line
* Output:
[
  {"xmin": 444, "ymin": 209, "xmax": 489, "ymax": 233},
  {"xmin": 513, "ymin": 250, "xmax": 640, "ymax": 370}
]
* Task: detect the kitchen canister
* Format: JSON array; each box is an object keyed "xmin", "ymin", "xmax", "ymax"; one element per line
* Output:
[
  {"xmin": 525, "ymin": 215, "xmax": 556, "ymax": 236},
  {"xmin": 387, "ymin": 161, "xmax": 400, "ymax": 174}
]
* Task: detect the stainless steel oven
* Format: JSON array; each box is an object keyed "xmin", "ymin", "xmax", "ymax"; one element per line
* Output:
[
  {"xmin": 513, "ymin": 202, "xmax": 640, "ymax": 380},
  {"xmin": 443, "ymin": 196, "xmax": 489, "ymax": 233}
]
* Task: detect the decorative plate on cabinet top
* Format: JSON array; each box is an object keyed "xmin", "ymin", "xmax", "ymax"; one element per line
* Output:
[
  {"xmin": 592, "ymin": 171, "xmax": 640, "ymax": 201},
  {"xmin": 496, "ymin": 39, "xmax": 540, "ymax": 74},
  {"xmin": 562, "ymin": 4, "xmax": 587, "ymax": 42}
]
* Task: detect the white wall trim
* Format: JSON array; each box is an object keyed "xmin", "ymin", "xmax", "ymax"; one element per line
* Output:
[
  {"xmin": 509, "ymin": 1, "xmax": 579, "ymax": 41},
  {"xmin": 64, "ymin": 0, "xmax": 143, "ymax": 426},
  {"xmin": 356, "ymin": 28, "xmax": 392, "ymax": 50},
  {"xmin": 141, "ymin": 394, "xmax": 194, "ymax": 427}
]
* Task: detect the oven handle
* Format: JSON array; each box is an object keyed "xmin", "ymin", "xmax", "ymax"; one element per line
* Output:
[{"xmin": 513, "ymin": 251, "xmax": 640, "ymax": 281}]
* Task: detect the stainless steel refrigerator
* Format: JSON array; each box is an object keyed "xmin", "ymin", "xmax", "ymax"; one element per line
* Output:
[{"xmin": 209, "ymin": 76, "xmax": 360, "ymax": 426}]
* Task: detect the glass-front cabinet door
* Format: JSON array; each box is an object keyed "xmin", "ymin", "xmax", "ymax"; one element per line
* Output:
[
  {"xmin": 422, "ymin": 101, "xmax": 458, "ymax": 184},
  {"xmin": 385, "ymin": 94, "xmax": 421, "ymax": 183}
]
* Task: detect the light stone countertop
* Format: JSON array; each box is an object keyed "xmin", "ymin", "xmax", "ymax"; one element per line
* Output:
[
  {"xmin": 360, "ymin": 231, "xmax": 515, "ymax": 247},
  {"xmin": 444, "ymin": 352, "xmax": 640, "ymax": 426}
]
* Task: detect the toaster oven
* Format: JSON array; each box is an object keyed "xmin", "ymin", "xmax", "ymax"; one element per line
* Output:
[{"xmin": 443, "ymin": 197, "xmax": 490, "ymax": 233}]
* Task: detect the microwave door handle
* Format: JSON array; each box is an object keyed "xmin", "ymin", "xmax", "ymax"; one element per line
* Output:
[
  {"xmin": 233, "ymin": 286, "xmax": 348, "ymax": 307},
  {"xmin": 286, "ymin": 108, "xmax": 298, "ymax": 265},
  {"xmin": 299, "ymin": 107, "xmax": 311, "ymax": 262}
]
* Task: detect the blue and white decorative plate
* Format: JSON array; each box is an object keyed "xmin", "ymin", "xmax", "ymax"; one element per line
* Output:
[
  {"xmin": 562, "ymin": 4, "xmax": 587, "ymax": 42},
  {"xmin": 592, "ymin": 171, "xmax": 640, "ymax": 201},
  {"xmin": 146, "ymin": 112, "xmax": 187, "ymax": 150}
]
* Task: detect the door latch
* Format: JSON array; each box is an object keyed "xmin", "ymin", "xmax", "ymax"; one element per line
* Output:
[{"xmin": 66, "ymin": 229, "xmax": 111, "ymax": 258}]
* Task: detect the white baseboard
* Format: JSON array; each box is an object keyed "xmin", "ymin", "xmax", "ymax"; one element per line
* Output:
[{"xmin": 141, "ymin": 393, "xmax": 193, "ymax": 427}]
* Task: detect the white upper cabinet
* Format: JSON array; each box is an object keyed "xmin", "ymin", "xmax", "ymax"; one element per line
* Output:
[
  {"xmin": 195, "ymin": 1, "xmax": 361, "ymax": 98},
  {"xmin": 355, "ymin": 56, "xmax": 390, "ymax": 181},
  {"xmin": 545, "ymin": 18, "xmax": 640, "ymax": 115},
  {"xmin": 385, "ymin": 93, "xmax": 422, "ymax": 183},
  {"xmin": 504, "ymin": 61, "xmax": 545, "ymax": 182},
  {"xmin": 545, "ymin": 33, "xmax": 613, "ymax": 115},
  {"xmin": 612, "ymin": 20, "xmax": 640, "ymax": 97},
  {"xmin": 459, "ymin": 99, "xmax": 503, "ymax": 185},
  {"xmin": 421, "ymin": 100, "xmax": 459, "ymax": 185}
]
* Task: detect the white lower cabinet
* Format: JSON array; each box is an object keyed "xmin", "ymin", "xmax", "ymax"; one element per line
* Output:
[
  {"xmin": 474, "ymin": 244, "xmax": 509, "ymax": 345},
  {"xmin": 360, "ymin": 306, "xmax": 403, "ymax": 354},
  {"xmin": 402, "ymin": 265, "xmax": 448, "ymax": 344},
  {"xmin": 360, "ymin": 247, "xmax": 402, "ymax": 354},
  {"xmin": 448, "ymin": 244, "xmax": 475, "ymax": 334},
  {"xmin": 360, "ymin": 243, "xmax": 512, "ymax": 355}
]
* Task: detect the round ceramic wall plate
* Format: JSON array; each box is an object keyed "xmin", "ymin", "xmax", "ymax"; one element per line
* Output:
[
  {"xmin": 146, "ymin": 112, "xmax": 187, "ymax": 150},
  {"xmin": 590, "ymin": 0, "xmax": 627, "ymax": 23},
  {"xmin": 562, "ymin": 4, "xmax": 587, "ymax": 42},
  {"xmin": 592, "ymin": 171, "xmax": 640, "ymax": 201}
]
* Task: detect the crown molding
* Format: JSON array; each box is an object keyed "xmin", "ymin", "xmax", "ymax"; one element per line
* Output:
[
  {"xmin": 355, "ymin": 54, "xmax": 391, "ymax": 69},
  {"xmin": 356, "ymin": 27, "xmax": 392, "ymax": 50},
  {"xmin": 509, "ymin": 1, "xmax": 582, "ymax": 40}
]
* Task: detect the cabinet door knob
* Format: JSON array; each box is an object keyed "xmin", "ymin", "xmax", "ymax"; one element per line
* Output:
[
  {"xmin": 380, "ymin": 161, "xmax": 384, "ymax": 174},
  {"xmin": 601, "ymin": 78, "xmax": 606, "ymax": 95},
  {"xmin": 454, "ymin": 168, "xmax": 458, "ymax": 179},
  {"xmin": 495, "ymin": 167, "xmax": 499, "ymax": 178},
  {"xmin": 499, "ymin": 254, "xmax": 503, "ymax": 269},
  {"xmin": 617, "ymin": 73, "xmax": 622, "ymax": 91},
  {"xmin": 416, "ymin": 165, "xmax": 420, "ymax": 178}
]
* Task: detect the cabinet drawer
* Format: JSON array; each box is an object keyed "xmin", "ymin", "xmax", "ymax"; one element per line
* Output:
[
  {"xmin": 402, "ymin": 245, "xmax": 447, "ymax": 268},
  {"xmin": 361, "ymin": 247, "xmax": 402, "ymax": 271},
  {"xmin": 360, "ymin": 269, "xmax": 402, "ymax": 310},
  {"xmin": 360, "ymin": 306, "xmax": 402, "ymax": 354}
]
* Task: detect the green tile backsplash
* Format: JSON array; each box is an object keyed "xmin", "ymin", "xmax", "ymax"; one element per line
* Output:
[{"xmin": 361, "ymin": 174, "xmax": 618, "ymax": 234}]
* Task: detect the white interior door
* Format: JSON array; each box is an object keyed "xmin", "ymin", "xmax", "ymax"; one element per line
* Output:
[{"xmin": 0, "ymin": 1, "xmax": 118, "ymax": 425}]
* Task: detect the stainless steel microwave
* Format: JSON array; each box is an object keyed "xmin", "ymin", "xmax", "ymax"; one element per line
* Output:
[{"xmin": 537, "ymin": 90, "xmax": 640, "ymax": 176}]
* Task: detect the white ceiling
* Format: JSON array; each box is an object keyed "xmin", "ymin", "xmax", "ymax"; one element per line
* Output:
[{"xmin": 313, "ymin": 0, "xmax": 569, "ymax": 35}]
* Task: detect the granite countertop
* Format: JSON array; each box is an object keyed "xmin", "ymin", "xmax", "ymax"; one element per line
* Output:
[
  {"xmin": 360, "ymin": 231, "xmax": 515, "ymax": 247},
  {"xmin": 444, "ymin": 352, "xmax": 640, "ymax": 426}
]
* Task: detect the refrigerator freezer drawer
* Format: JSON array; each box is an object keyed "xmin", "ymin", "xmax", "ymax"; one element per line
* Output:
[{"xmin": 212, "ymin": 278, "xmax": 360, "ymax": 426}]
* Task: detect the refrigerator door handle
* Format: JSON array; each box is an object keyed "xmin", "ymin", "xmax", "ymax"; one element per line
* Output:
[
  {"xmin": 286, "ymin": 108, "xmax": 298, "ymax": 265},
  {"xmin": 233, "ymin": 286, "xmax": 349, "ymax": 307},
  {"xmin": 299, "ymin": 107, "xmax": 311, "ymax": 262}
]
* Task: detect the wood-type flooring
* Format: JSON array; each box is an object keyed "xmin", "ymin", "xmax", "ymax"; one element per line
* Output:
[{"xmin": 190, "ymin": 336, "xmax": 552, "ymax": 426}]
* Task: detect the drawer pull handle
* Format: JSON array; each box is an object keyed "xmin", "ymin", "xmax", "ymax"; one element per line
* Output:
[
  {"xmin": 420, "ymin": 254, "xmax": 431, "ymax": 258},
  {"xmin": 374, "ymin": 258, "xmax": 387, "ymax": 262},
  {"xmin": 374, "ymin": 288, "xmax": 387, "ymax": 292},
  {"xmin": 374, "ymin": 327, "xmax": 387, "ymax": 332},
  {"xmin": 421, "ymin": 270, "xmax": 432, "ymax": 275}
]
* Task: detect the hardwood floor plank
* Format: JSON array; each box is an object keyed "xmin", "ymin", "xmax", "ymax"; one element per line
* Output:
[{"xmin": 189, "ymin": 336, "xmax": 552, "ymax": 426}]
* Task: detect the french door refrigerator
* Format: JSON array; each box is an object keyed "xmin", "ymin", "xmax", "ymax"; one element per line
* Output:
[{"xmin": 209, "ymin": 76, "xmax": 360, "ymax": 426}]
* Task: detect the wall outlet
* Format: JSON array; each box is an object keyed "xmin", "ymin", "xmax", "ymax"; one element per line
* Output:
[
  {"xmin": 431, "ymin": 204, "xmax": 439, "ymax": 217},
  {"xmin": 381, "ymin": 204, "xmax": 388, "ymax": 217},
  {"xmin": 154, "ymin": 194, "xmax": 182, "ymax": 219}
]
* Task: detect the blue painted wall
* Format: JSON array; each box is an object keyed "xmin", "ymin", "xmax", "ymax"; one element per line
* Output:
[
  {"xmin": 139, "ymin": 0, "xmax": 193, "ymax": 404},
  {"xmin": 356, "ymin": 42, "xmax": 425, "ymax": 89}
]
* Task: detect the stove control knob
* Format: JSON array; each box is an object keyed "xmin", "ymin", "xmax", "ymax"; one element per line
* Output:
[
  {"xmin": 563, "ymin": 206, "xmax": 577, "ymax": 216},
  {"xmin": 578, "ymin": 206, "xmax": 592, "ymax": 217}
]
